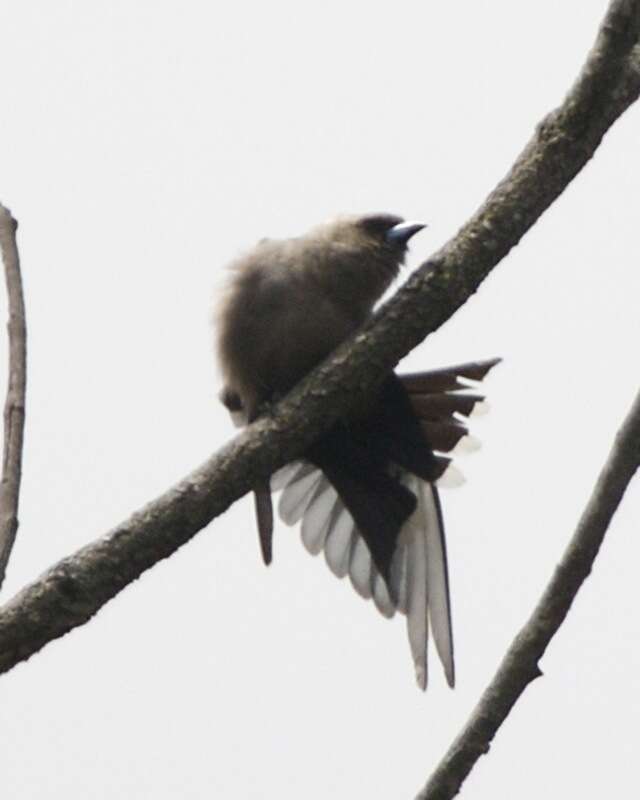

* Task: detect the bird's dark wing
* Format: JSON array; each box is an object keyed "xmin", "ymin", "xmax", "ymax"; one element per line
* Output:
[
  {"xmin": 273, "ymin": 461, "xmax": 453, "ymax": 687},
  {"xmin": 272, "ymin": 358, "xmax": 500, "ymax": 688},
  {"xmin": 305, "ymin": 422, "xmax": 417, "ymax": 588}
]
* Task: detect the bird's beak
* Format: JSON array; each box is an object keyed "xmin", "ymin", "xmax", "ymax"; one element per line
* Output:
[{"xmin": 385, "ymin": 220, "xmax": 427, "ymax": 245}]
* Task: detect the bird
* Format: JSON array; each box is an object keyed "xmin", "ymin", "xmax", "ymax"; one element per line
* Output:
[{"xmin": 214, "ymin": 213, "xmax": 499, "ymax": 689}]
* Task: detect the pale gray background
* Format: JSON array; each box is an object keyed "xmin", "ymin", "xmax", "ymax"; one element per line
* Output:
[{"xmin": 1, "ymin": 2, "xmax": 638, "ymax": 798}]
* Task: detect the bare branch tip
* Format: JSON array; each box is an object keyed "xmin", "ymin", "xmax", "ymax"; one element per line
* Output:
[{"xmin": 0, "ymin": 198, "xmax": 26, "ymax": 593}]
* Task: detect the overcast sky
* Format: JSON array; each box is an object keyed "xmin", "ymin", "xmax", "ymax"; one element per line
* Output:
[{"xmin": 1, "ymin": 2, "xmax": 639, "ymax": 798}]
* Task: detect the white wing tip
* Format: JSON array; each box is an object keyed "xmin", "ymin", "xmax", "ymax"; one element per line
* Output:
[
  {"xmin": 470, "ymin": 399, "xmax": 490, "ymax": 417},
  {"xmin": 436, "ymin": 464, "xmax": 466, "ymax": 488},
  {"xmin": 450, "ymin": 434, "xmax": 481, "ymax": 455}
]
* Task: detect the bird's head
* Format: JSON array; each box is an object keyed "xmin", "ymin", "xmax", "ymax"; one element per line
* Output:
[
  {"xmin": 319, "ymin": 214, "xmax": 426, "ymax": 275},
  {"xmin": 320, "ymin": 213, "xmax": 426, "ymax": 255},
  {"xmin": 311, "ymin": 213, "xmax": 426, "ymax": 308},
  {"xmin": 355, "ymin": 213, "xmax": 427, "ymax": 253},
  {"xmin": 290, "ymin": 214, "xmax": 425, "ymax": 321}
]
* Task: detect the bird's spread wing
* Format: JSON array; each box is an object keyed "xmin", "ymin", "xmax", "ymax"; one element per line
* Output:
[
  {"xmin": 271, "ymin": 358, "xmax": 499, "ymax": 688},
  {"xmin": 273, "ymin": 462, "xmax": 452, "ymax": 687}
]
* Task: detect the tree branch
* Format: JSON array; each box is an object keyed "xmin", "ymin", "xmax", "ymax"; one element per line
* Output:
[
  {"xmin": 0, "ymin": 0, "xmax": 639, "ymax": 675},
  {"xmin": 415, "ymin": 385, "xmax": 640, "ymax": 800},
  {"xmin": 0, "ymin": 206, "xmax": 26, "ymax": 592}
]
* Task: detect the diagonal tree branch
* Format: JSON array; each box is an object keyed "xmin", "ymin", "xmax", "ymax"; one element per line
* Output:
[
  {"xmin": 416, "ymin": 385, "xmax": 640, "ymax": 800},
  {"xmin": 0, "ymin": 205, "xmax": 26, "ymax": 592},
  {"xmin": 0, "ymin": 0, "xmax": 639, "ymax": 675}
]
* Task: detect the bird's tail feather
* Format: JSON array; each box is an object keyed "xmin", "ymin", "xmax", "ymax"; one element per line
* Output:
[
  {"xmin": 421, "ymin": 480, "xmax": 454, "ymax": 687},
  {"xmin": 253, "ymin": 483, "xmax": 274, "ymax": 565}
]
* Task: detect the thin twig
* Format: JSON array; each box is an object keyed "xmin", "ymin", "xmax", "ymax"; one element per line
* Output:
[
  {"xmin": 0, "ymin": 206, "xmax": 26, "ymax": 592},
  {"xmin": 0, "ymin": 0, "xmax": 639, "ymax": 675},
  {"xmin": 415, "ymin": 386, "xmax": 640, "ymax": 800}
]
